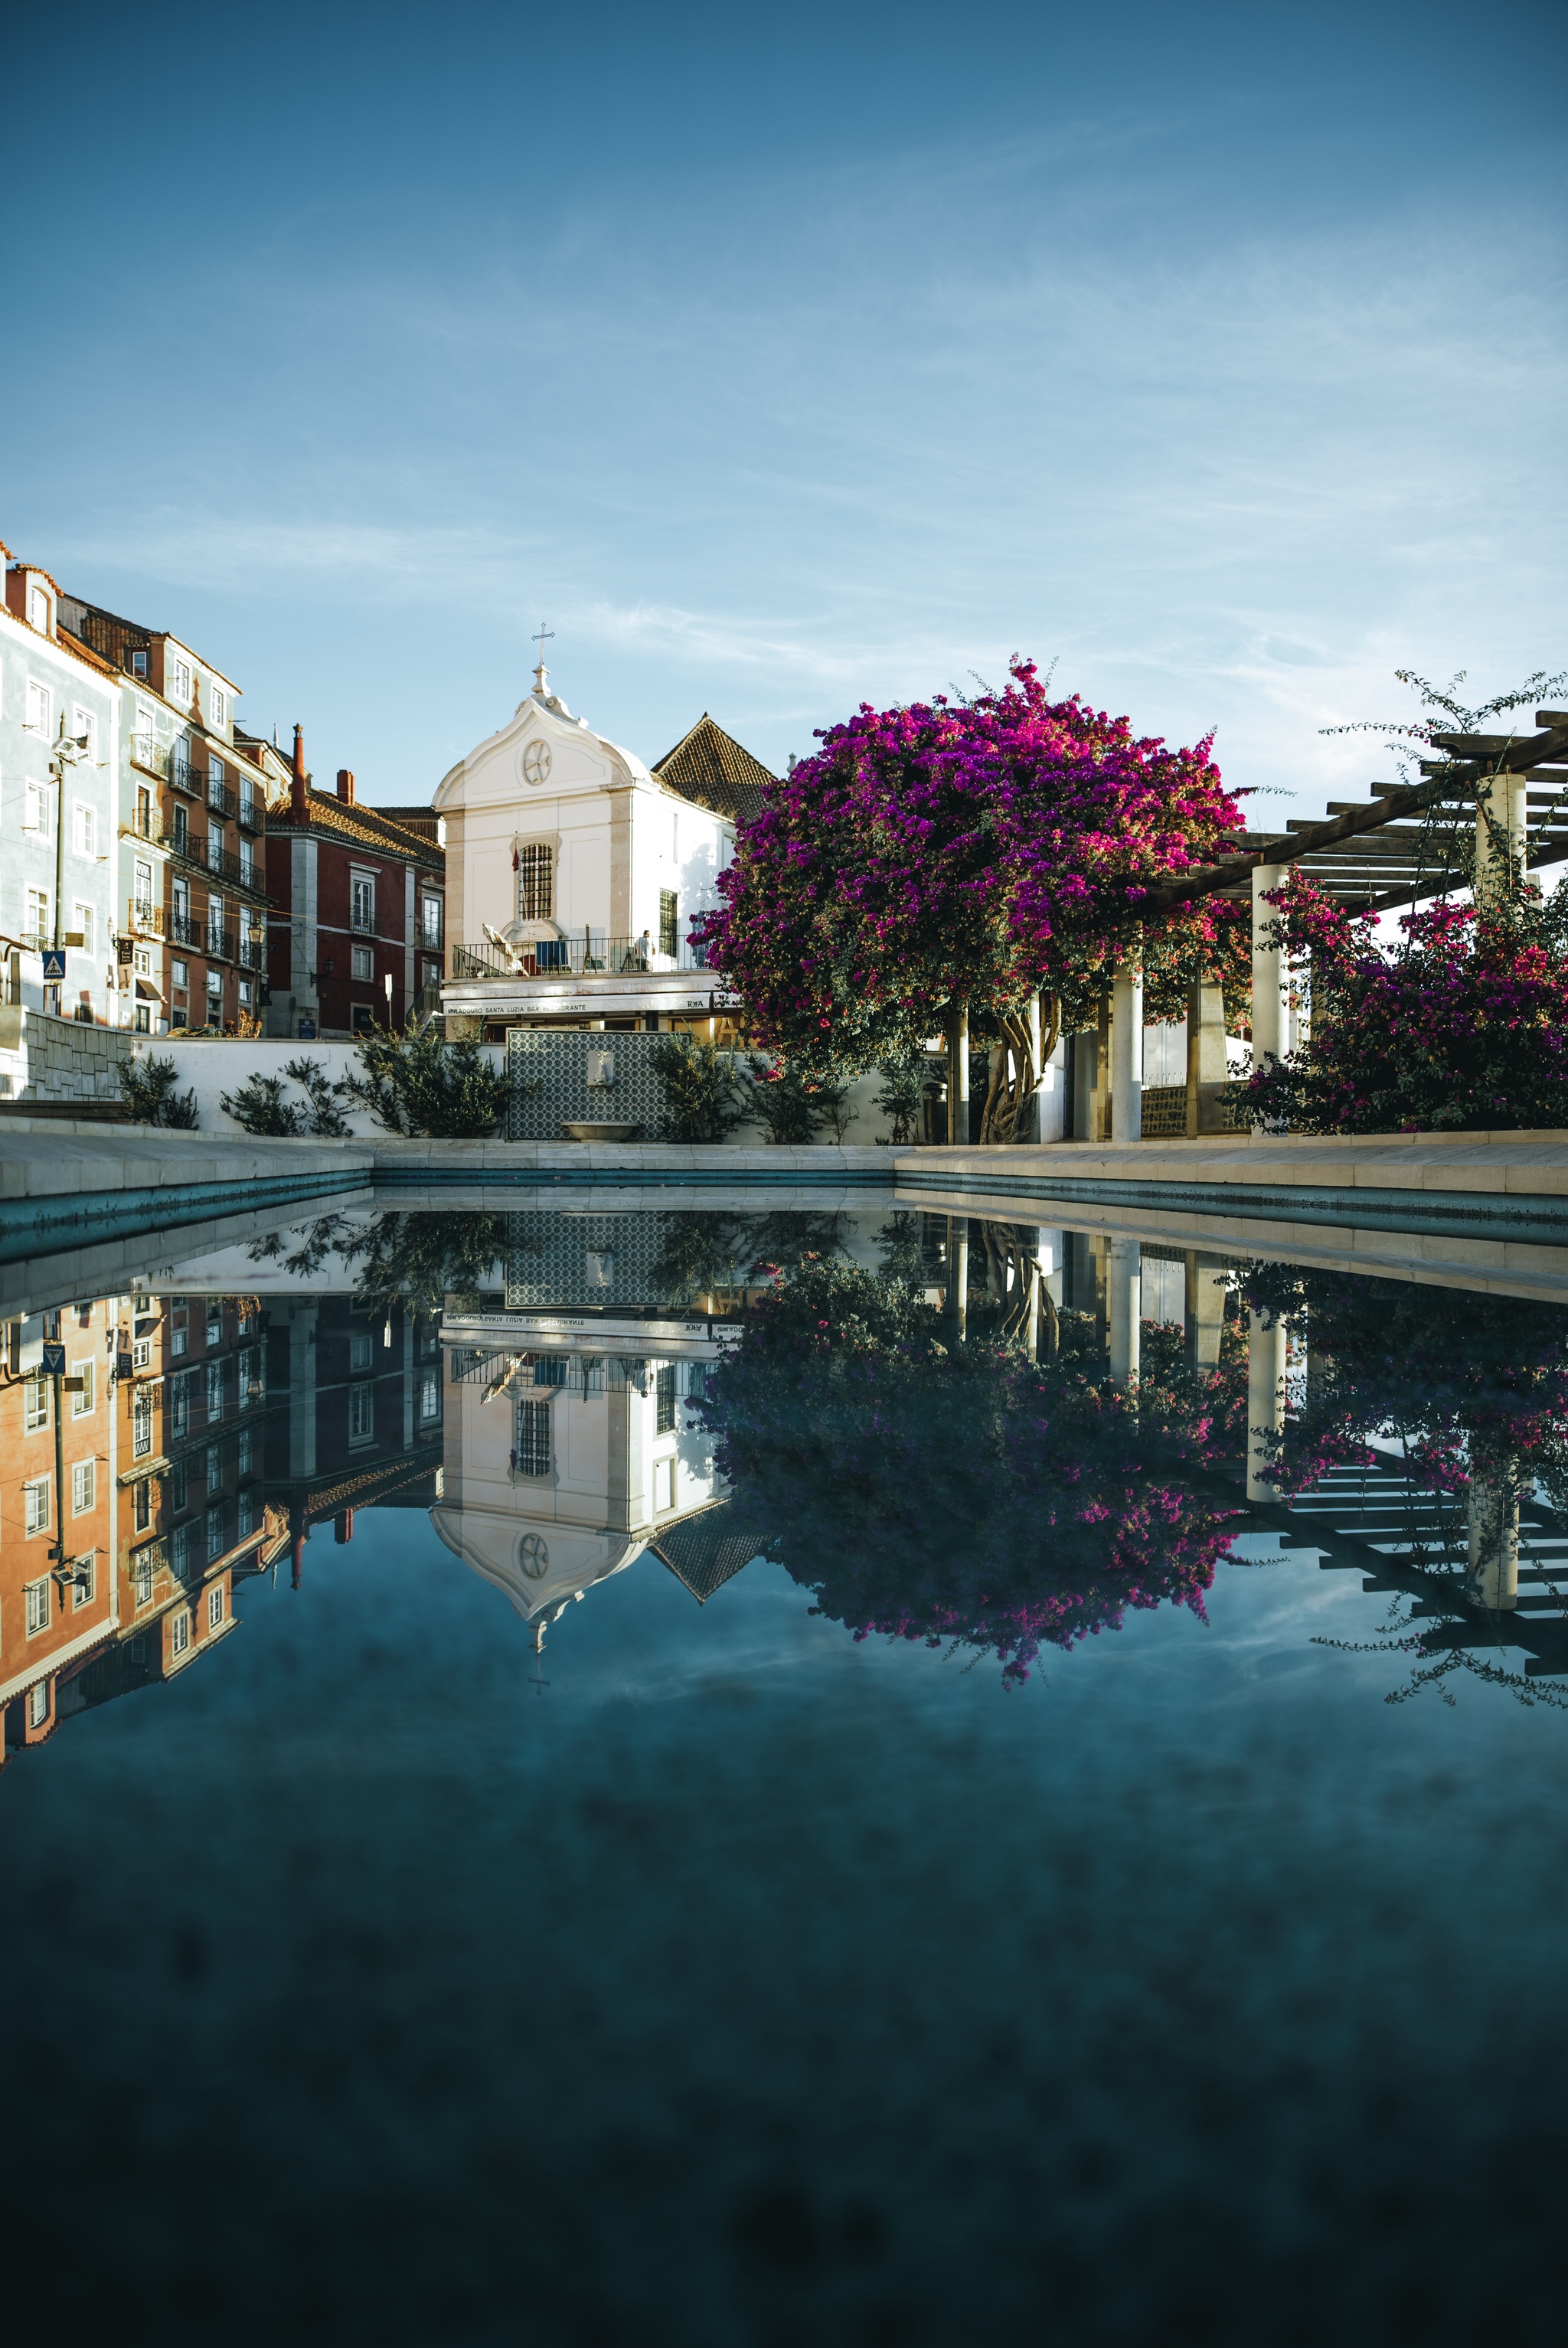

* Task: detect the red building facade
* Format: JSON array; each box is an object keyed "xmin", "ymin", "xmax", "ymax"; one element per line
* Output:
[{"xmin": 263, "ymin": 730, "xmax": 444, "ymax": 1040}]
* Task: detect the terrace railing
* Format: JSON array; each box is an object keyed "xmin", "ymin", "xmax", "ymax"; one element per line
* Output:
[{"xmin": 451, "ymin": 934, "xmax": 712, "ymax": 981}]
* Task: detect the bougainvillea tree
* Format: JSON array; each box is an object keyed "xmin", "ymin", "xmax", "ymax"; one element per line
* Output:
[
  {"xmin": 1243, "ymin": 874, "xmax": 1568, "ymax": 1134},
  {"xmin": 692, "ymin": 1255, "xmax": 1244, "ymax": 1685},
  {"xmin": 697, "ymin": 659, "xmax": 1250, "ymax": 1118}
]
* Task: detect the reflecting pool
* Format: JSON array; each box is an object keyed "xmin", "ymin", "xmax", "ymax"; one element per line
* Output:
[{"xmin": 4, "ymin": 1201, "xmax": 1567, "ymax": 2341}]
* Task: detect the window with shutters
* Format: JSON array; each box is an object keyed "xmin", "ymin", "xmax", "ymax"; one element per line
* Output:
[{"xmin": 516, "ymin": 845, "xmax": 552, "ymax": 922}]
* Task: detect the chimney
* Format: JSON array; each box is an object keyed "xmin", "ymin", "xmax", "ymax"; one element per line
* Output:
[
  {"xmin": 336, "ymin": 769, "xmax": 355, "ymax": 805},
  {"xmin": 290, "ymin": 723, "xmax": 308, "ymax": 821}
]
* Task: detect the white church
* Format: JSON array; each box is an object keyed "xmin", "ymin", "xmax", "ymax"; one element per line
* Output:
[{"xmin": 434, "ymin": 655, "xmax": 771, "ymax": 1040}]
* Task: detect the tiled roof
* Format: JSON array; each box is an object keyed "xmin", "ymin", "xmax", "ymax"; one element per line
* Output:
[
  {"xmin": 652, "ymin": 714, "xmax": 774, "ymax": 828},
  {"xmin": 268, "ymin": 786, "xmax": 445, "ymax": 870},
  {"xmin": 650, "ymin": 1502, "xmax": 764, "ymax": 1603},
  {"xmin": 362, "ymin": 802, "xmax": 443, "ymax": 842}
]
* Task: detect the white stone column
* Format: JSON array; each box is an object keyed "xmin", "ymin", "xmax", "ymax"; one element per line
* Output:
[
  {"xmin": 1245, "ymin": 1311, "xmax": 1286, "ymax": 1501},
  {"xmin": 1107, "ymin": 1237, "xmax": 1140, "ymax": 1386},
  {"xmin": 1250, "ymin": 864, "xmax": 1290, "ymax": 1132},
  {"xmin": 947, "ymin": 1001, "xmax": 970, "ymax": 1148},
  {"xmin": 1465, "ymin": 1469, "xmax": 1519, "ymax": 1611},
  {"xmin": 1110, "ymin": 958, "xmax": 1142, "ymax": 1143},
  {"xmin": 1475, "ymin": 771, "xmax": 1528, "ymax": 909},
  {"xmin": 949, "ymin": 1217, "xmax": 969, "ymax": 1342}
]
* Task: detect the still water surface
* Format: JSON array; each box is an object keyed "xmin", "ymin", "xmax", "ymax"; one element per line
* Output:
[{"xmin": 3, "ymin": 1203, "xmax": 1566, "ymax": 2342}]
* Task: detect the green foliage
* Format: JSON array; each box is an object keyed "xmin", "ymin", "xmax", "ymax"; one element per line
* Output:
[
  {"xmin": 284, "ymin": 1056, "xmax": 352, "ymax": 1137},
  {"xmin": 118, "ymin": 1053, "xmax": 199, "ymax": 1128},
  {"xmin": 340, "ymin": 1022, "xmax": 514, "ymax": 1138},
  {"xmin": 220, "ymin": 1072, "xmax": 303, "ymax": 1135},
  {"xmin": 346, "ymin": 1210, "xmax": 508, "ymax": 1318},
  {"xmin": 649, "ymin": 1032, "xmax": 748, "ymax": 1142},
  {"xmin": 874, "ymin": 1053, "xmax": 927, "ymax": 1145},
  {"xmin": 741, "ymin": 1056, "xmax": 825, "ymax": 1145}
]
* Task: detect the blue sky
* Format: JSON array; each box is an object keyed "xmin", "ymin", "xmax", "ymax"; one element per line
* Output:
[{"xmin": 5, "ymin": 0, "xmax": 1564, "ymax": 819}]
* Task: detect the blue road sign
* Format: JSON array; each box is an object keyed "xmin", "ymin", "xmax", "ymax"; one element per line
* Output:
[
  {"xmin": 41, "ymin": 949, "xmax": 66, "ymax": 982},
  {"xmin": 41, "ymin": 1341, "xmax": 66, "ymax": 1377}
]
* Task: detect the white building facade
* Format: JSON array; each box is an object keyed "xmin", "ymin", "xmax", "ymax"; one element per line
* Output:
[
  {"xmin": 2, "ymin": 551, "xmax": 122, "ymax": 1033},
  {"xmin": 434, "ymin": 666, "xmax": 767, "ymax": 1037}
]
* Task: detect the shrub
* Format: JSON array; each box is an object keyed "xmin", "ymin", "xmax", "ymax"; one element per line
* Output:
[
  {"xmin": 284, "ymin": 1056, "xmax": 352, "ymax": 1137},
  {"xmin": 118, "ymin": 1054, "xmax": 199, "ymax": 1128},
  {"xmin": 741, "ymin": 1056, "xmax": 824, "ymax": 1145},
  {"xmin": 340, "ymin": 1021, "xmax": 514, "ymax": 1138},
  {"xmin": 649, "ymin": 1033, "xmax": 748, "ymax": 1142},
  {"xmin": 874, "ymin": 1053, "xmax": 926, "ymax": 1144},
  {"xmin": 220, "ymin": 1073, "xmax": 303, "ymax": 1135}
]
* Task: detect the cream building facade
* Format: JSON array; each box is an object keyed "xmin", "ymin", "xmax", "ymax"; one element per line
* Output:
[{"xmin": 434, "ymin": 661, "xmax": 769, "ymax": 1037}]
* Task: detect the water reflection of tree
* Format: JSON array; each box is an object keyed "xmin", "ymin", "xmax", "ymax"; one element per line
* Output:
[
  {"xmin": 1238, "ymin": 1263, "xmax": 1568, "ymax": 1707},
  {"xmin": 697, "ymin": 1256, "xmax": 1245, "ymax": 1683},
  {"xmin": 347, "ymin": 1213, "xmax": 511, "ymax": 1318},
  {"xmin": 647, "ymin": 1211, "xmax": 849, "ymax": 1309}
]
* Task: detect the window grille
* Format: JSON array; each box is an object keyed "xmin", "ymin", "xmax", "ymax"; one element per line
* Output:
[
  {"xmin": 133, "ymin": 1390, "xmax": 155, "ymax": 1458},
  {"xmin": 514, "ymin": 1398, "xmax": 552, "ymax": 1479},
  {"xmin": 134, "ymin": 1553, "xmax": 154, "ymax": 1605},
  {"xmin": 655, "ymin": 1364, "xmax": 677, "ymax": 1434},
  {"xmin": 517, "ymin": 844, "xmax": 553, "ymax": 922},
  {"xmin": 658, "ymin": 890, "xmax": 678, "ymax": 958}
]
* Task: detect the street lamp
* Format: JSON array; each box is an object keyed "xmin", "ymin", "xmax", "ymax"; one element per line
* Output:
[{"xmin": 48, "ymin": 718, "xmax": 91, "ymax": 1014}]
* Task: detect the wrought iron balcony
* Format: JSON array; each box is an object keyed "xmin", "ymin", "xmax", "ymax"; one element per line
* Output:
[
  {"xmin": 131, "ymin": 736, "xmax": 170, "ymax": 780},
  {"xmin": 156, "ymin": 832, "xmax": 271, "ymax": 902},
  {"xmin": 206, "ymin": 774, "xmax": 238, "ymax": 819},
  {"xmin": 128, "ymin": 900, "xmax": 165, "ymax": 936},
  {"xmin": 450, "ymin": 933, "xmax": 713, "ymax": 981},
  {"xmin": 169, "ymin": 913, "xmax": 204, "ymax": 949},
  {"xmin": 237, "ymin": 790, "xmax": 263, "ymax": 832},
  {"xmin": 349, "ymin": 909, "xmax": 378, "ymax": 936}
]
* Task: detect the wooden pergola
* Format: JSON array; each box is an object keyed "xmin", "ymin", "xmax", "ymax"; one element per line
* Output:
[{"xmin": 1143, "ymin": 707, "xmax": 1568, "ymax": 918}]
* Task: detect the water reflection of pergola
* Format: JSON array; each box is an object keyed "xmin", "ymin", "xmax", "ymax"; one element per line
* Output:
[{"xmin": 1234, "ymin": 1458, "xmax": 1568, "ymax": 1682}]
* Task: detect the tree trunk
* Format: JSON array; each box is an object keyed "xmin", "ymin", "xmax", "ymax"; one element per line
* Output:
[{"xmin": 978, "ymin": 999, "xmax": 1058, "ymax": 1143}]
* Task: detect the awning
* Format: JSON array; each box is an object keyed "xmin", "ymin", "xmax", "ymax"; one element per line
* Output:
[{"xmin": 135, "ymin": 977, "xmax": 164, "ymax": 1001}]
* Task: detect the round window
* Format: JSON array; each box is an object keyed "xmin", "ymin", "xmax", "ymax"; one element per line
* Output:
[{"xmin": 521, "ymin": 740, "xmax": 552, "ymax": 785}]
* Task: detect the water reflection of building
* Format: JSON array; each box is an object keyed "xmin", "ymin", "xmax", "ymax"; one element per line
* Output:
[
  {"xmin": 262, "ymin": 1294, "xmax": 446, "ymax": 1581},
  {"xmin": 434, "ymin": 1314, "xmax": 752, "ymax": 1648},
  {"xmin": 2, "ymin": 1285, "xmax": 290, "ymax": 1755}
]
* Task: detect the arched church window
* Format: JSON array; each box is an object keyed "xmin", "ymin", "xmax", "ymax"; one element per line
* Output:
[
  {"xmin": 514, "ymin": 1397, "xmax": 552, "ymax": 1480},
  {"xmin": 517, "ymin": 844, "xmax": 553, "ymax": 923}
]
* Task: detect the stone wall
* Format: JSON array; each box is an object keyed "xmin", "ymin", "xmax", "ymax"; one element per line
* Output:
[{"xmin": 0, "ymin": 1008, "xmax": 137, "ymax": 1105}]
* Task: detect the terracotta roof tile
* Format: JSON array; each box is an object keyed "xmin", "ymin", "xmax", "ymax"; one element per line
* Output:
[
  {"xmin": 267, "ymin": 786, "xmax": 445, "ymax": 868},
  {"xmin": 652, "ymin": 714, "xmax": 774, "ymax": 828}
]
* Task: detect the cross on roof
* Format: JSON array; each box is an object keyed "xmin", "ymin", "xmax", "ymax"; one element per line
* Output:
[{"xmin": 531, "ymin": 620, "xmax": 555, "ymax": 695}]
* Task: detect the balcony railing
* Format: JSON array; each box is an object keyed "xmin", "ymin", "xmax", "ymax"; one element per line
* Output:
[
  {"xmin": 349, "ymin": 909, "xmax": 377, "ymax": 936},
  {"xmin": 129, "ymin": 900, "xmax": 165, "ymax": 936},
  {"xmin": 131, "ymin": 736, "xmax": 170, "ymax": 780},
  {"xmin": 206, "ymin": 774, "xmax": 238, "ymax": 820},
  {"xmin": 450, "ymin": 934, "xmax": 713, "ymax": 982},
  {"xmin": 237, "ymin": 791, "xmax": 262, "ymax": 832},
  {"xmin": 168, "ymin": 755, "xmax": 199, "ymax": 799},
  {"xmin": 205, "ymin": 927, "xmax": 237, "ymax": 964},
  {"xmin": 170, "ymin": 913, "xmax": 204, "ymax": 949},
  {"xmin": 240, "ymin": 935, "xmax": 266, "ymax": 972},
  {"xmin": 157, "ymin": 832, "xmax": 271, "ymax": 901}
]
